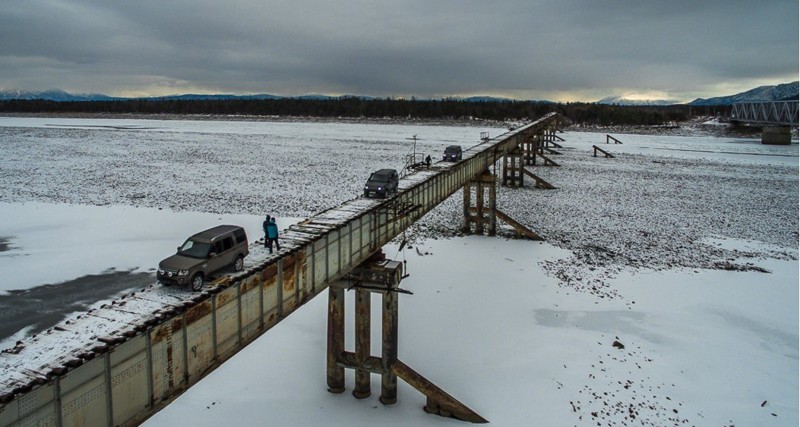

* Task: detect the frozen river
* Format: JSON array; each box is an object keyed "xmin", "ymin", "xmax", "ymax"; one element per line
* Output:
[{"xmin": 0, "ymin": 116, "xmax": 797, "ymax": 426}]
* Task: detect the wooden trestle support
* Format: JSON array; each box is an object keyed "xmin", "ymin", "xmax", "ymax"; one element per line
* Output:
[{"xmin": 326, "ymin": 253, "xmax": 488, "ymax": 423}]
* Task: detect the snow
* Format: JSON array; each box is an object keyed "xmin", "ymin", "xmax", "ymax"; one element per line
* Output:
[
  {"xmin": 0, "ymin": 202, "xmax": 274, "ymax": 293},
  {"xmin": 0, "ymin": 116, "xmax": 797, "ymax": 425},
  {"xmin": 144, "ymin": 237, "xmax": 797, "ymax": 427},
  {"xmin": 0, "ymin": 116, "xmax": 504, "ymax": 217}
]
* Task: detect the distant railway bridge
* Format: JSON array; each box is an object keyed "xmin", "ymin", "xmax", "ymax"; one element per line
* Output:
[{"xmin": 730, "ymin": 100, "xmax": 798, "ymax": 144}]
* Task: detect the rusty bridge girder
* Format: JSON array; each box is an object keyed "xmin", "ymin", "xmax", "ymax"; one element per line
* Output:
[{"xmin": 0, "ymin": 113, "xmax": 564, "ymax": 427}]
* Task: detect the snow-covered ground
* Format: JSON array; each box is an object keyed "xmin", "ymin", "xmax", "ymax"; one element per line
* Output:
[{"xmin": 0, "ymin": 116, "xmax": 797, "ymax": 426}]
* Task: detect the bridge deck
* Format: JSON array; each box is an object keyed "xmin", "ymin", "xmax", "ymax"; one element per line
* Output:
[{"xmin": 0, "ymin": 113, "xmax": 562, "ymax": 426}]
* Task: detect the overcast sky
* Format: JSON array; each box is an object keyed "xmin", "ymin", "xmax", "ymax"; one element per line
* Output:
[{"xmin": 1, "ymin": 0, "xmax": 797, "ymax": 102}]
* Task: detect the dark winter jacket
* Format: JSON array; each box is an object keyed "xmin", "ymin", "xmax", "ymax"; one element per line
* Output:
[{"xmin": 266, "ymin": 220, "xmax": 279, "ymax": 239}]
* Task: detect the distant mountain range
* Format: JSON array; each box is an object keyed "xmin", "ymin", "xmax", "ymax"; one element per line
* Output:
[
  {"xmin": 687, "ymin": 81, "xmax": 798, "ymax": 106},
  {"xmin": 597, "ymin": 96, "xmax": 679, "ymax": 106},
  {"xmin": 0, "ymin": 89, "xmax": 516, "ymax": 103},
  {"xmin": 0, "ymin": 88, "xmax": 118, "ymax": 102},
  {"xmin": 1, "ymin": 82, "xmax": 797, "ymax": 105},
  {"xmin": 597, "ymin": 81, "xmax": 798, "ymax": 106}
]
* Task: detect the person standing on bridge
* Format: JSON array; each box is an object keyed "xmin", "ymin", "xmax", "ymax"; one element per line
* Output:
[
  {"xmin": 425, "ymin": 154, "xmax": 432, "ymax": 168},
  {"xmin": 266, "ymin": 217, "xmax": 281, "ymax": 254},
  {"xmin": 262, "ymin": 215, "xmax": 271, "ymax": 248}
]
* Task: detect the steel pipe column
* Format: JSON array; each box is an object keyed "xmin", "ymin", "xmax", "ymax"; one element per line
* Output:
[
  {"xmin": 379, "ymin": 289, "xmax": 399, "ymax": 405},
  {"xmin": 326, "ymin": 286, "xmax": 345, "ymax": 393},
  {"xmin": 353, "ymin": 289, "xmax": 371, "ymax": 399}
]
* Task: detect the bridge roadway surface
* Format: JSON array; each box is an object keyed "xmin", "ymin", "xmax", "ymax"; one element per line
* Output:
[{"xmin": 0, "ymin": 113, "xmax": 561, "ymax": 423}]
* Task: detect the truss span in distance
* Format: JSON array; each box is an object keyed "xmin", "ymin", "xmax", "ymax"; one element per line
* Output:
[{"xmin": 730, "ymin": 100, "xmax": 799, "ymax": 126}]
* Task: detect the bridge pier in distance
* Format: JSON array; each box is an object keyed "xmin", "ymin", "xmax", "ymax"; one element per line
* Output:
[
  {"xmin": 462, "ymin": 171, "xmax": 497, "ymax": 235},
  {"xmin": 502, "ymin": 147, "xmax": 525, "ymax": 187},
  {"xmin": 762, "ymin": 126, "xmax": 792, "ymax": 145},
  {"xmin": 522, "ymin": 133, "xmax": 538, "ymax": 166}
]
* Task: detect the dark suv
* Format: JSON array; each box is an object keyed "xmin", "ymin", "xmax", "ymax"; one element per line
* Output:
[
  {"xmin": 157, "ymin": 225, "xmax": 249, "ymax": 291},
  {"xmin": 443, "ymin": 145, "xmax": 463, "ymax": 161},
  {"xmin": 364, "ymin": 169, "xmax": 399, "ymax": 198}
]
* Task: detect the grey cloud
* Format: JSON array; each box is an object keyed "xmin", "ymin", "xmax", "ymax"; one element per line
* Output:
[{"xmin": 0, "ymin": 0, "xmax": 796, "ymax": 101}]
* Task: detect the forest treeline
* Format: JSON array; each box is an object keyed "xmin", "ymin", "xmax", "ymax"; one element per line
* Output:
[{"xmin": 0, "ymin": 98, "xmax": 731, "ymax": 126}]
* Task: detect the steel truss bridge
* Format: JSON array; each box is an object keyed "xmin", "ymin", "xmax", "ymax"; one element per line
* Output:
[
  {"xmin": 730, "ymin": 100, "xmax": 799, "ymax": 126},
  {"xmin": 0, "ymin": 113, "xmax": 564, "ymax": 426}
]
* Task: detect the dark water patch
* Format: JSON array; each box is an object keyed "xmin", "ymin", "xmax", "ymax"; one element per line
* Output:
[
  {"xmin": 0, "ymin": 270, "xmax": 155, "ymax": 341},
  {"xmin": 0, "ymin": 237, "xmax": 12, "ymax": 253}
]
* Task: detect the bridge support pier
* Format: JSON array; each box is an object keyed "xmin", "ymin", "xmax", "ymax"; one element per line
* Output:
[
  {"xmin": 326, "ymin": 285, "xmax": 346, "ymax": 393},
  {"xmin": 762, "ymin": 126, "xmax": 791, "ymax": 145},
  {"xmin": 353, "ymin": 288, "xmax": 371, "ymax": 399},
  {"xmin": 544, "ymin": 128, "xmax": 553, "ymax": 148},
  {"xmin": 326, "ymin": 253, "xmax": 488, "ymax": 423},
  {"xmin": 522, "ymin": 133, "xmax": 538, "ymax": 166},
  {"xmin": 462, "ymin": 171, "xmax": 496, "ymax": 235},
  {"xmin": 502, "ymin": 147, "xmax": 525, "ymax": 187}
]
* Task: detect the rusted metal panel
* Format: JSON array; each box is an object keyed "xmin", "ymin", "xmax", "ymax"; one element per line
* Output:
[
  {"xmin": 294, "ymin": 258, "xmax": 305, "ymax": 310},
  {"xmin": 340, "ymin": 223, "xmax": 353, "ymax": 272},
  {"xmin": 326, "ymin": 230, "xmax": 341, "ymax": 281},
  {"xmin": 0, "ymin": 392, "xmax": 19, "ymax": 425},
  {"xmin": 110, "ymin": 335, "xmax": 148, "ymax": 426},
  {"xmin": 261, "ymin": 262, "xmax": 281, "ymax": 320},
  {"xmin": 183, "ymin": 304, "xmax": 214, "ymax": 383},
  {"xmin": 261, "ymin": 263, "xmax": 277, "ymax": 283},
  {"xmin": 214, "ymin": 286, "xmax": 240, "ymax": 359},
  {"xmin": 60, "ymin": 357, "xmax": 107, "ymax": 427},
  {"xmin": 282, "ymin": 253, "xmax": 299, "ymax": 311},
  {"xmin": 358, "ymin": 215, "xmax": 371, "ymax": 258},
  {"xmin": 149, "ymin": 317, "xmax": 185, "ymax": 403},
  {"xmin": 0, "ymin": 380, "xmax": 55, "ymax": 426},
  {"xmin": 240, "ymin": 278, "xmax": 261, "ymax": 342},
  {"xmin": 262, "ymin": 265, "xmax": 280, "ymax": 328},
  {"xmin": 337, "ymin": 352, "xmax": 385, "ymax": 374},
  {"xmin": 313, "ymin": 238, "xmax": 326, "ymax": 294}
]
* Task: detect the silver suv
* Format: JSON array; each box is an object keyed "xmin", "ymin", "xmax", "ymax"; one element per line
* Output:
[{"xmin": 157, "ymin": 225, "xmax": 249, "ymax": 291}]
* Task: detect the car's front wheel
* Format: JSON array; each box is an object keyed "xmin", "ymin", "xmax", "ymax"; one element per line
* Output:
[
  {"xmin": 234, "ymin": 255, "xmax": 244, "ymax": 272},
  {"xmin": 190, "ymin": 274, "xmax": 204, "ymax": 292}
]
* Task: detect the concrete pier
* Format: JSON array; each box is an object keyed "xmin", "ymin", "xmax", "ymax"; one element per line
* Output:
[{"xmin": 762, "ymin": 126, "xmax": 791, "ymax": 145}]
